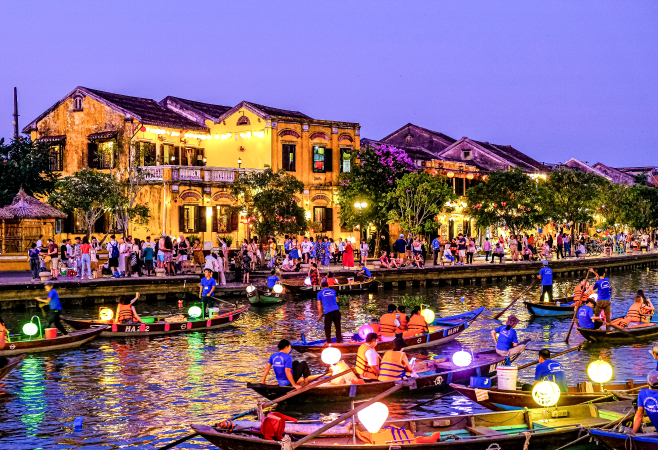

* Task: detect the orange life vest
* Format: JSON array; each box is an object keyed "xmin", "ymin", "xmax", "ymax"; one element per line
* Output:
[
  {"xmin": 117, "ymin": 304, "xmax": 136, "ymax": 323},
  {"xmin": 0, "ymin": 322, "xmax": 6, "ymax": 349},
  {"xmin": 398, "ymin": 314, "xmax": 408, "ymax": 331},
  {"xmin": 406, "ymin": 314, "xmax": 428, "ymax": 335},
  {"xmin": 378, "ymin": 350, "xmax": 406, "ymax": 381},
  {"xmin": 380, "ymin": 313, "xmax": 400, "ymax": 337},
  {"xmin": 355, "ymin": 343, "xmax": 379, "ymax": 379},
  {"xmin": 624, "ymin": 302, "xmax": 643, "ymax": 323}
]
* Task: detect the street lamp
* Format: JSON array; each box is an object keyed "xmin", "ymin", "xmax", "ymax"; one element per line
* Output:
[
  {"xmin": 354, "ymin": 201, "xmax": 368, "ymax": 240},
  {"xmin": 237, "ymin": 157, "xmax": 242, "ymax": 169}
]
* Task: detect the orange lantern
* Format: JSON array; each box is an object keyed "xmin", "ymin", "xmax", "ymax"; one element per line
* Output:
[
  {"xmin": 447, "ymin": 172, "xmax": 455, "ymax": 178},
  {"xmin": 466, "ymin": 173, "xmax": 474, "ymax": 180}
]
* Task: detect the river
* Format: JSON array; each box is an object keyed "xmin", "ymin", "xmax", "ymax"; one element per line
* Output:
[{"xmin": 1, "ymin": 267, "xmax": 657, "ymax": 449}]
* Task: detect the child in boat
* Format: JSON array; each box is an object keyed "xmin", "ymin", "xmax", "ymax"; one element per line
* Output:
[
  {"xmin": 115, "ymin": 293, "xmax": 142, "ymax": 324},
  {"xmin": 261, "ymin": 339, "xmax": 320, "ymax": 389}
]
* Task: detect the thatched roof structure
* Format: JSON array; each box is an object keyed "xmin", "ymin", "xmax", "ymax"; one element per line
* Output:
[
  {"xmin": 0, "ymin": 208, "xmax": 13, "ymax": 219},
  {"xmin": 0, "ymin": 189, "xmax": 67, "ymax": 220}
]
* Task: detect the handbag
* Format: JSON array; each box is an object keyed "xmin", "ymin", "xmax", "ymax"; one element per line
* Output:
[{"xmin": 43, "ymin": 255, "xmax": 52, "ymax": 263}]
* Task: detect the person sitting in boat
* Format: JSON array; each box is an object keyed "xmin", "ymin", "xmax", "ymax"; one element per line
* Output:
[
  {"xmin": 404, "ymin": 306, "xmax": 429, "ymax": 338},
  {"xmin": 326, "ymin": 272, "xmax": 339, "ymax": 286},
  {"xmin": 491, "ymin": 315, "xmax": 525, "ymax": 362},
  {"xmin": 355, "ymin": 332, "xmax": 380, "ymax": 380},
  {"xmin": 115, "ymin": 293, "xmax": 142, "ymax": 324},
  {"xmin": 357, "ymin": 263, "xmax": 372, "ymax": 279},
  {"xmin": 651, "ymin": 344, "xmax": 658, "ymax": 371},
  {"xmin": 532, "ymin": 349, "xmax": 568, "ymax": 392},
  {"xmin": 317, "ymin": 281, "xmax": 342, "ymax": 344},
  {"xmin": 397, "ymin": 305, "xmax": 408, "ymax": 331},
  {"xmin": 380, "ymin": 304, "xmax": 402, "ymax": 339},
  {"xmin": 571, "ymin": 277, "xmax": 593, "ymax": 306},
  {"xmin": 577, "ymin": 298, "xmax": 602, "ymax": 330},
  {"xmin": 614, "ymin": 294, "xmax": 653, "ymax": 328},
  {"xmin": 638, "ymin": 290, "xmax": 654, "ymax": 324},
  {"xmin": 632, "ymin": 371, "xmax": 658, "ymax": 435},
  {"xmin": 0, "ymin": 314, "xmax": 8, "ymax": 368},
  {"xmin": 261, "ymin": 339, "xmax": 318, "ymax": 390},
  {"xmin": 266, "ymin": 270, "xmax": 280, "ymax": 289},
  {"xmin": 378, "ymin": 337, "xmax": 415, "ymax": 381}
]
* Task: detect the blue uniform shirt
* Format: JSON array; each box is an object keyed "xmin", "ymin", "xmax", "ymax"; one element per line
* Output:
[
  {"xmin": 577, "ymin": 305, "xmax": 595, "ymax": 329},
  {"xmin": 538, "ymin": 267, "xmax": 553, "ymax": 286},
  {"xmin": 431, "ymin": 239, "xmax": 441, "ymax": 250},
  {"xmin": 266, "ymin": 275, "xmax": 280, "ymax": 288},
  {"xmin": 48, "ymin": 289, "xmax": 62, "ymax": 311},
  {"xmin": 361, "ymin": 267, "xmax": 372, "ymax": 278},
  {"xmin": 494, "ymin": 325, "xmax": 518, "ymax": 351},
  {"xmin": 638, "ymin": 388, "xmax": 658, "ymax": 428},
  {"xmin": 200, "ymin": 277, "xmax": 217, "ymax": 297},
  {"xmin": 535, "ymin": 359, "xmax": 568, "ymax": 392},
  {"xmin": 268, "ymin": 351, "xmax": 293, "ymax": 386},
  {"xmin": 593, "ymin": 278, "xmax": 611, "ymax": 300},
  {"xmin": 317, "ymin": 288, "xmax": 339, "ymax": 314}
]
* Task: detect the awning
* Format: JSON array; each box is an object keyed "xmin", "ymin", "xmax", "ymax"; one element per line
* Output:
[
  {"xmin": 34, "ymin": 135, "xmax": 66, "ymax": 144},
  {"xmin": 87, "ymin": 130, "xmax": 118, "ymax": 141}
]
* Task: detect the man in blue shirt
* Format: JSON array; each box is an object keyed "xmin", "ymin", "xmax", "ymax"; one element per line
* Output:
[
  {"xmin": 394, "ymin": 234, "xmax": 407, "ymax": 257},
  {"xmin": 261, "ymin": 339, "xmax": 317, "ymax": 389},
  {"xmin": 317, "ymin": 281, "xmax": 342, "ymax": 343},
  {"xmin": 199, "ymin": 268, "xmax": 217, "ymax": 319},
  {"xmin": 491, "ymin": 315, "xmax": 525, "ymax": 363},
  {"xmin": 537, "ymin": 260, "xmax": 553, "ymax": 302},
  {"xmin": 633, "ymin": 371, "xmax": 658, "ymax": 434},
  {"xmin": 577, "ymin": 298, "xmax": 601, "ymax": 329},
  {"xmin": 431, "ymin": 236, "xmax": 441, "ymax": 265},
  {"xmin": 357, "ymin": 263, "xmax": 372, "ymax": 279},
  {"xmin": 590, "ymin": 269, "xmax": 612, "ymax": 330},
  {"xmin": 35, "ymin": 281, "xmax": 68, "ymax": 336},
  {"xmin": 266, "ymin": 270, "xmax": 280, "ymax": 288},
  {"xmin": 533, "ymin": 349, "xmax": 568, "ymax": 392}
]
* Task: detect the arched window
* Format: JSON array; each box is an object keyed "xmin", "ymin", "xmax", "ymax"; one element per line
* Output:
[
  {"xmin": 73, "ymin": 96, "xmax": 83, "ymax": 111},
  {"xmin": 405, "ymin": 134, "xmax": 413, "ymax": 143},
  {"xmin": 237, "ymin": 115, "xmax": 250, "ymax": 126}
]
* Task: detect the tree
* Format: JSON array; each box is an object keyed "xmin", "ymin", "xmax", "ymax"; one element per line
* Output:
[
  {"xmin": 625, "ymin": 185, "xmax": 658, "ymax": 232},
  {"xmin": 112, "ymin": 140, "xmax": 152, "ymax": 234},
  {"xmin": 386, "ymin": 171, "xmax": 456, "ymax": 235},
  {"xmin": 48, "ymin": 170, "xmax": 123, "ymax": 238},
  {"xmin": 229, "ymin": 168, "xmax": 307, "ymax": 238},
  {"xmin": 0, "ymin": 137, "xmax": 58, "ymax": 207},
  {"xmin": 597, "ymin": 181, "xmax": 631, "ymax": 236},
  {"xmin": 466, "ymin": 169, "xmax": 548, "ymax": 235}
]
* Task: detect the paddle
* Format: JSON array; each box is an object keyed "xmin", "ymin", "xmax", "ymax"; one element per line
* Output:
[
  {"xmin": 298, "ymin": 316, "xmax": 322, "ymax": 344},
  {"xmin": 493, "ymin": 280, "xmax": 536, "ymax": 320},
  {"xmin": 491, "ymin": 344, "xmax": 583, "ymax": 380},
  {"xmin": 565, "ymin": 269, "xmax": 593, "ymax": 343}
]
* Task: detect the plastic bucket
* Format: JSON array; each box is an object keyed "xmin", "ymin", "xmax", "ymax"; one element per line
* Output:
[
  {"xmin": 496, "ymin": 365, "xmax": 518, "ymax": 391},
  {"xmin": 44, "ymin": 328, "xmax": 57, "ymax": 339},
  {"xmin": 60, "ymin": 267, "xmax": 68, "ymax": 276},
  {"xmin": 141, "ymin": 317, "xmax": 155, "ymax": 324}
]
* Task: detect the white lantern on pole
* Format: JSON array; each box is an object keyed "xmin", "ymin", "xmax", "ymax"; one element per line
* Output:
[{"xmin": 357, "ymin": 402, "xmax": 389, "ymax": 433}]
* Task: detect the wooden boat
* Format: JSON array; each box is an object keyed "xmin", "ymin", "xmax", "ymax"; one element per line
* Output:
[
  {"xmin": 246, "ymin": 287, "xmax": 285, "ymax": 305},
  {"xmin": 190, "ymin": 402, "xmax": 631, "ymax": 450},
  {"xmin": 524, "ymin": 296, "xmax": 577, "ymax": 316},
  {"xmin": 247, "ymin": 347, "xmax": 524, "ymax": 402},
  {"xmin": 281, "ymin": 276, "xmax": 376, "ymax": 298},
  {"xmin": 578, "ymin": 320, "xmax": 658, "ymax": 342},
  {"xmin": 590, "ymin": 428, "xmax": 658, "ymax": 450},
  {"xmin": 62, "ymin": 305, "xmax": 248, "ymax": 337},
  {"xmin": 291, "ymin": 307, "xmax": 484, "ymax": 356},
  {"xmin": 0, "ymin": 354, "xmax": 25, "ymax": 380},
  {"xmin": 450, "ymin": 380, "xmax": 643, "ymax": 411},
  {"xmin": 0, "ymin": 327, "xmax": 107, "ymax": 356}
]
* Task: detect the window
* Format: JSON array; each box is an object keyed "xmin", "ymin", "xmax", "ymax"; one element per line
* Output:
[
  {"xmin": 237, "ymin": 115, "xmax": 250, "ymax": 126},
  {"xmin": 282, "ymin": 144, "xmax": 296, "ymax": 171},
  {"xmin": 181, "ymin": 147, "xmax": 204, "ymax": 166},
  {"xmin": 162, "ymin": 144, "xmax": 179, "ymax": 165},
  {"xmin": 135, "ymin": 141, "xmax": 156, "ymax": 165},
  {"xmin": 97, "ymin": 141, "xmax": 117, "ymax": 169},
  {"xmin": 340, "ymin": 148, "xmax": 351, "ymax": 173},
  {"xmin": 405, "ymin": 134, "xmax": 413, "ymax": 143},
  {"xmin": 455, "ymin": 177, "xmax": 465, "ymax": 196},
  {"xmin": 73, "ymin": 96, "xmax": 83, "ymax": 111},
  {"xmin": 313, "ymin": 146, "xmax": 332, "ymax": 173},
  {"xmin": 213, "ymin": 206, "xmax": 231, "ymax": 233},
  {"xmin": 313, "ymin": 206, "xmax": 334, "ymax": 232},
  {"xmin": 462, "ymin": 149, "xmax": 471, "ymax": 160},
  {"xmin": 179, "ymin": 205, "xmax": 207, "ymax": 233},
  {"xmin": 49, "ymin": 145, "xmax": 63, "ymax": 171}
]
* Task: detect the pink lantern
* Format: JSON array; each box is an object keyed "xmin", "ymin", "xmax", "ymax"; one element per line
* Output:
[{"xmin": 358, "ymin": 324, "xmax": 374, "ymax": 340}]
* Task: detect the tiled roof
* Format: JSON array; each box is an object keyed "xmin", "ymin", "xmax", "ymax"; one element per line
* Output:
[
  {"xmin": 160, "ymin": 96, "xmax": 233, "ymax": 121},
  {"xmin": 361, "ymin": 138, "xmax": 438, "ymax": 162},
  {"xmin": 34, "ymin": 135, "xmax": 66, "ymax": 144},
  {"xmin": 244, "ymin": 101, "xmax": 311, "ymax": 120},
  {"xmin": 87, "ymin": 130, "xmax": 118, "ymax": 141},
  {"xmin": 380, "ymin": 123, "xmax": 457, "ymax": 145},
  {"xmin": 472, "ymin": 140, "xmax": 549, "ymax": 172}
]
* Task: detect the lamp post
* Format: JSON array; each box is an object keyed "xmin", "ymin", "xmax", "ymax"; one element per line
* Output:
[
  {"xmin": 238, "ymin": 157, "xmax": 242, "ymax": 169},
  {"xmin": 354, "ymin": 201, "xmax": 368, "ymax": 240}
]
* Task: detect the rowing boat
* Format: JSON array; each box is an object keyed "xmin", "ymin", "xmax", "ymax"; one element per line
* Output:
[
  {"xmin": 281, "ymin": 276, "xmax": 376, "ymax": 298},
  {"xmin": 524, "ymin": 296, "xmax": 577, "ymax": 316},
  {"xmin": 578, "ymin": 321, "xmax": 658, "ymax": 342},
  {"xmin": 590, "ymin": 429, "xmax": 658, "ymax": 450},
  {"xmin": 61, "ymin": 305, "xmax": 248, "ymax": 337},
  {"xmin": 291, "ymin": 307, "xmax": 484, "ymax": 356},
  {"xmin": 247, "ymin": 347, "xmax": 522, "ymax": 402},
  {"xmin": 0, "ymin": 327, "xmax": 107, "ymax": 356},
  {"xmin": 190, "ymin": 402, "xmax": 630, "ymax": 450},
  {"xmin": 450, "ymin": 380, "xmax": 643, "ymax": 411},
  {"xmin": 247, "ymin": 287, "xmax": 285, "ymax": 305},
  {"xmin": 0, "ymin": 354, "xmax": 25, "ymax": 380}
]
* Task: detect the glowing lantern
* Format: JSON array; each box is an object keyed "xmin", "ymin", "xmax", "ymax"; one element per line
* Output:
[
  {"xmin": 304, "ymin": 277, "xmax": 312, "ymax": 286},
  {"xmin": 99, "ymin": 308, "xmax": 114, "ymax": 321},
  {"xmin": 23, "ymin": 322, "xmax": 38, "ymax": 336},
  {"xmin": 369, "ymin": 294, "xmax": 373, "ymax": 300},
  {"xmin": 321, "ymin": 346, "xmax": 341, "ymax": 366},
  {"xmin": 188, "ymin": 306, "xmax": 202, "ymax": 318},
  {"xmin": 421, "ymin": 308, "xmax": 435, "ymax": 325},
  {"xmin": 246, "ymin": 285, "xmax": 256, "ymax": 293},
  {"xmin": 446, "ymin": 172, "xmax": 455, "ymax": 178},
  {"xmin": 358, "ymin": 324, "xmax": 374, "ymax": 340},
  {"xmin": 273, "ymin": 284, "xmax": 284, "ymax": 294},
  {"xmin": 452, "ymin": 350, "xmax": 472, "ymax": 367},
  {"xmin": 358, "ymin": 402, "xmax": 389, "ymax": 433},
  {"xmin": 532, "ymin": 381, "xmax": 561, "ymax": 407},
  {"xmin": 466, "ymin": 173, "xmax": 474, "ymax": 180},
  {"xmin": 587, "ymin": 358, "xmax": 613, "ymax": 384}
]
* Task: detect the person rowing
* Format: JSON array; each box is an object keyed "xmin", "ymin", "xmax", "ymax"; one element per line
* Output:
[
  {"xmin": 317, "ymin": 280, "xmax": 342, "ymax": 344},
  {"xmin": 577, "ymin": 298, "xmax": 602, "ymax": 330},
  {"xmin": 115, "ymin": 293, "xmax": 142, "ymax": 324},
  {"xmin": 532, "ymin": 349, "xmax": 568, "ymax": 392},
  {"xmin": 261, "ymin": 339, "xmax": 319, "ymax": 390},
  {"xmin": 404, "ymin": 306, "xmax": 428, "ymax": 338},
  {"xmin": 355, "ymin": 332, "xmax": 380, "ymax": 380},
  {"xmin": 632, "ymin": 371, "xmax": 658, "ymax": 435},
  {"xmin": 380, "ymin": 304, "xmax": 402, "ymax": 339},
  {"xmin": 491, "ymin": 315, "xmax": 525, "ymax": 364},
  {"xmin": 590, "ymin": 269, "xmax": 612, "ymax": 331},
  {"xmin": 35, "ymin": 281, "xmax": 68, "ymax": 337},
  {"xmin": 537, "ymin": 260, "xmax": 553, "ymax": 302},
  {"xmin": 199, "ymin": 268, "xmax": 217, "ymax": 319}
]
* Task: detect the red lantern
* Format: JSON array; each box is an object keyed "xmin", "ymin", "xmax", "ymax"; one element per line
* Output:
[
  {"xmin": 140, "ymin": 126, "xmax": 146, "ymax": 132},
  {"xmin": 178, "ymin": 300, "xmax": 183, "ymax": 308}
]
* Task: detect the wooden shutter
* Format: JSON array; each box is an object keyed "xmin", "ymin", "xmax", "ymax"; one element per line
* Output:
[
  {"xmin": 230, "ymin": 212, "xmax": 239, "ymax": 231},
  {"xmin": 212, "ymin": 207, "xmax": 218, "ymax": 232},
  {"xmin": 173, "ymin": 146, "xmax": 180, "ymax": 165},
  {"xmin": 324, "ymin": 148, "xmax": 333, "ymax": 173},
  {"xmin": 197, "ymin": 148, "xmax": 204, "ymax": 166},
  {"xmin": 196, "ymin": 206, "xmax": 207, "ymax": 232},
  {"xmin": 87, "ymin": 143, "xmax": 98, "ymax": 168},
  {"xmin": 324, "ymin": 207, "xmax": 333, "ymax": 232},
  {"xmin": 282, "ymin": 144, "xmax": 290, "ymax": 171},
  {"xmin": 179, "ymin": 206, "xmax": 186, "ymax": 233}
]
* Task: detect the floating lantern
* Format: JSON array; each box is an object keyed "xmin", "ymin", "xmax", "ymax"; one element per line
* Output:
[
  {"xmin": 273, "ymin": 284, "xmax": 284, "ymax": 294},
  {"xmin": 321, "ymin": 347, "xmax": 341, "ymax": 366},
  {"xmin": 358, "ymin": 324, "xmax": 374, "ymax": 340},
  {"xmin": 99, "ymin": 307, "xmax": 113, "ymax": 321},
  {"xmin": 532, "ymin": 381, "xmax": 561, "ymax": 407},
  {"xmin": 421, "ymin": 308, "xmax": 435, "ymax": 324},
  {"xmin": 246, "ymin": 285, "xmax": 256, "ymax": 293},
  {"xmin": 452, "ymin": 350, "xmax": 472, "ymax": 367},
  {"xmin": 23, "ymin": 322, "xmax": 38, "ymax": 336},
  {"xmin": 188, "ymin": 306, "xmax": 202, "ymax": 318},
  {"xmin": 587, "ymin": 358, "xmax": 613, "ymax": 384},
  {"xmin": 358, "ymin": 402, "xmax": 389, "ymax": 433}
]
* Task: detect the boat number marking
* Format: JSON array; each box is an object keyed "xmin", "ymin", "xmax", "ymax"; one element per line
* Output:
[
  {"xmin": 10, "ymin": 344, "xmax": 15, "ymax": 350},
  {"xmin": 124, "ymin": 326, "xmax": 150, "ymax": 332},
  {"xmin": 434, "ymin": 376, "xmax": 444, "ymax": 385},
  {"xmin": 447, "ymin": 327, "xmax": 459, "ymax": 336}
]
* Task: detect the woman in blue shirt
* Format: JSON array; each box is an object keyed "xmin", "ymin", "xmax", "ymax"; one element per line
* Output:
[{"xmin": 491, "ymin": 315, "xmax": 525, "ymax": 358}]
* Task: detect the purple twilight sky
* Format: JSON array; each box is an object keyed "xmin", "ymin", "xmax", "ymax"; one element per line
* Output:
[{"xmin": 1, "ymin": 1, "xmax": 656, "ymax": 166}]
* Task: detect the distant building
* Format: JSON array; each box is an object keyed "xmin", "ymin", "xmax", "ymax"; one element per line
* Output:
[
  {"xmin": 614, "ymin": 166, "xmax": 658, "ymax": 186},
  {"xmin": 557, "ymin": 158, "xmax": 635, "ymax": 185}
]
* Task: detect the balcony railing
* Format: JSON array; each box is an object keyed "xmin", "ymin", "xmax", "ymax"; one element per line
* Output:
[{"xmin": 137, "ymin": 165, "xmax": 256, "ymax": 184}]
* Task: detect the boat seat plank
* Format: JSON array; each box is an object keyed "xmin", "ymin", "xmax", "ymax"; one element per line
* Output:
[
  {"xmin": 532, "ymin": 417, "xmax": 609, "ymax": 429},
  {"xmin": 465, "ymin": 426, "xmax": 505, "ymax": 436}
]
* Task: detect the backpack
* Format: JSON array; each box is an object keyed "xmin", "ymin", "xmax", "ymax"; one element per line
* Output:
[{"xmin": 109, "ymin": 241, "xmax": 120, "ymax": 258}]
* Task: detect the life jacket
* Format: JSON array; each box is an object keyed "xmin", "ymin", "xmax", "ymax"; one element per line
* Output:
[
  {"xmin": 623, "ymin": 302, "xmax": 643, "ymax": 325},
  {"xmin": 327, "ymin": 277, "xmax": 338, "ymax": 286},
  {"xmin": 574, "ymin": 284, "xmax": 586, "ymax": 303},
  {"xmin": 378, "ymin": 350, "xmax": 406, "ymax": 381},
  {"xmin": 117, "ymin": 304, "xmax": 136, "ymax": 323},
  {"xmin": 398, "ymin": 314, "xmax": 408, "ymax": 331},
  {"xmin": 370, "ymin": 323, "xmax": 380, "ymax": 335},
  {"xmin": 260, "ymin": 412, "xmax": 297, "ymax": 441},
  {"xmin": 356, "ymin": 426, "xmax": 441, "ymax": 445},
  {"xmin": 406, "ymin": 314, "xmax": 428, "ymax": 335},
  {"xmin": 380, "ymin": 313, "xmax": 399, "ymax": 337},
  {"xmin": 355, "ymin": 343, "xmax": 379, "ymax": 380}
]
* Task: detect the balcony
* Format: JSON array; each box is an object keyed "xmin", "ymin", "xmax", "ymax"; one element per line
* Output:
[{"xmin": 138, "ymin": 165, "xmax": 255, "ymax": 184}]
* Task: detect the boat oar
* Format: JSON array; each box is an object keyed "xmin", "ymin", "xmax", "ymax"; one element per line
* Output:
[
  {"xmin": 491, "ymin": 344, "xmax": 583, "ymax": 379},
  {"xmin": 579, "ymin": 383, "xmax": 648, "ymax": 405},
  {"xmin": 493, "ymin": 280, "xmax": 536, "ymax": 320}
]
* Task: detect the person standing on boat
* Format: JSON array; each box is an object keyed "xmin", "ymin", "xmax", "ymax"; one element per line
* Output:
[
  {"xmin": 590, "ymin": 269, "xmax": 612, "ymax": 331},
  {"xmin": 577, "ymin": 298, "xmax": 601, "ymax": 330},
  {"xmin": 35, "ymin": 281, "xmax": 68, "ymax": 336},
  {"xmin": 632, "ymin": 371, "xmax": 658, "ymax": 435},
  {"xmin": 115, "ymin": 294, "xmax": 142, "ymax": 324},
  {"xmin": 317, "ymin": 281, "xmax": 342, "ymax": 343},
  {"xmin": 378, "ymin": 337, "xmax": 414, "ymax": 381},
  {"xmin": 491, "ymin": 315, "xmax": 524, "ymax": 362},
  {"xmin": 199, "ymin": 268, "xmax": 217, "ymax": 319},
  {"xmin": 355, "ymin": 332, "xmax": 380, "ymax": 380},
  {"xmin": 266, "ymin": 270, "xmax": 280, "ymax": 289},
  {"xmin": 537, "ymin": 260, "xmax": 553, "ymax": 302},
  {"xmin": 261, "ymin": 339, "xmax": 316, "ymax": 390}
]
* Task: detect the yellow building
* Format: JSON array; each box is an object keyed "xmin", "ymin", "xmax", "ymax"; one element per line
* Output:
[{"xmin": 23, "ymin": 87, "xmax": 360, "ymax": 245}]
